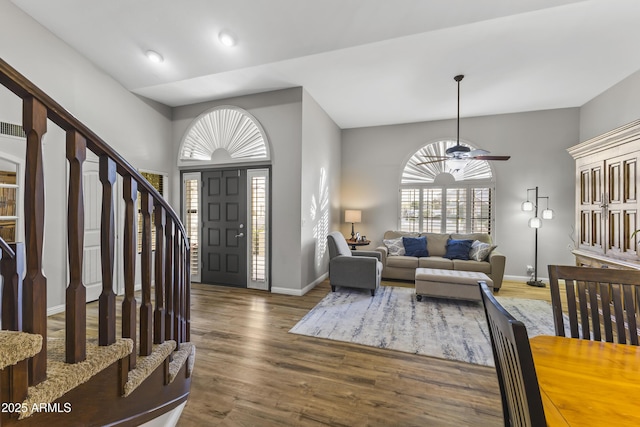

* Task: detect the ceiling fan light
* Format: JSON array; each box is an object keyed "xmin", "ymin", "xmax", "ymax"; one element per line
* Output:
[{"xmin": 446, "ymin": 158, "xmax": 469, "ymax": 172}]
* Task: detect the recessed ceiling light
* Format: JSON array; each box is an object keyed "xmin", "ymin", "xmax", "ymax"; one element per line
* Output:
[
  {"xmin": 218, "ymin": 30, "xmax": 237, "ymax": 47},
  {"xmin": 146, "ymin": 50, "xmax": 164, "ymax": 63}
]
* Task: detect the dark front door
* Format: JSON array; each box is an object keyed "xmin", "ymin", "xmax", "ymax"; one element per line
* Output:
[{"xmin": 201, "ymin": 169, "xmax": 247, "ymax": 287}]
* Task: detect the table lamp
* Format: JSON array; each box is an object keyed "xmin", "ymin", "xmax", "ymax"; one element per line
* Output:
[{"xmin": 345, "ymin": 210, "xmax": 361, "ymax": 240}]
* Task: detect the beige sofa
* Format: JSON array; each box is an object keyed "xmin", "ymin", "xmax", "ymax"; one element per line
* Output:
[{"xmin": 374, "ymin": 230, "xmax": 506, "ymax": 290}]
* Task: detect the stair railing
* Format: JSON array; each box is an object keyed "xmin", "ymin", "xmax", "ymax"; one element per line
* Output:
[{"xmin": 0, "ymin": 57, "xmax": 191, "ymax": 387}]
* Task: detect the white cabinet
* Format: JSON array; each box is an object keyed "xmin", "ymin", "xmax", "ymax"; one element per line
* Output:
[{"xmin": 568, "ymin": 119, "xmax": 640, "ymax": 268}]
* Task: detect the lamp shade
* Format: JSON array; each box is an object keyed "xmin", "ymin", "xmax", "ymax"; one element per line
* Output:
[
  {"xmin": 345, "ymin": 210, "xmax": 362, "ymax": 223},
  {"xmin": 542, "ymin": 208, "xmax": 554, "ymax": 220},
  {"xmin": 528, "ymin": 217, "xmax": 542, "ymax": 228},
  {"xmin": 521, "ymin": 200, "xmax": 534, "ymax": 212}
]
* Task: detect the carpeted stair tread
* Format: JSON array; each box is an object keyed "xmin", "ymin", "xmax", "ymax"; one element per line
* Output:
[
  {"xmin": 0, "ymin": 330, "xmax": 43, "ymax": 369},
  {"xmin": 19, "ymin": 337, "xmax": 133, "ymax": 419},
  {"xmin": 123, "ymin": 340, "xmax": 176, "ymax": 396},
  {"xmin": 168, "ymin": 342, "xmax": 196, "ymax": 383}
]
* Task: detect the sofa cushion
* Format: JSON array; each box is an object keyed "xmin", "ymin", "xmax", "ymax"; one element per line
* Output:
[
  {"xmin": 386, "ymin": 256, "xmax": 419, "ymax": 269},
  {"xmin": 383, "ymin": 237, "xmax": 405, "ymax": 256},
  {"xmin": 402, "ymin": 236, "xmax": 429, "ymax": 257},
  {"xmin": 453, "ymin": 259, "xmax": 491, "ymax": 274},
  {"xmin": 469, "ymin": 240, "xmax": 497, "ymax": 262},
  {"xmin": 444, "ymin": 239, "xmax": 474, "ymax": 260},
  {"xmin": 383, "ymin": 230, "xmax": 420, "ymax": 240},
  {"xmin": 451, "ymin": 233, "xmax": 492, "ymax": 245},
  {"xmin": 418, "ymin": 256, "xmax": 453, "ymax": 270},
  {"xmin": 422, "ymin": 233, "xmax": 449, "ymax": 257}
]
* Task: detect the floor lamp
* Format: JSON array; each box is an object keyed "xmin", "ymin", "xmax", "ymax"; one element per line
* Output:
[{"xmin": 521, "ymin": 186, "xmax": 554, "ymax": 287}]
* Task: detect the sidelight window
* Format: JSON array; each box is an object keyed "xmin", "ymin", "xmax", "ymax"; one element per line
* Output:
[{"xmin": 183, "ymin": 172, "xmax": 201, "ymax": 283}]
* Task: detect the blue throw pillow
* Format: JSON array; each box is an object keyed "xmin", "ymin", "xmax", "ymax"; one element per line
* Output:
[
  {"xmin": 402, "ymin": 236, "xmax": 429, "ymax": 257},
  {"xmin": 444, "ymin": 239, "xmax": 474, "ymax": 260}
]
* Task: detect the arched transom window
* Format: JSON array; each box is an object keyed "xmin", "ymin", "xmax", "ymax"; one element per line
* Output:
[
  {"xmin": 402, "ymin": 140, "xmax": 492, "ymax": 183},
  {"xmin": 400, "ymin": 140, "xmax": 495, "ymax": 234},
  {"xmin": 178, "ymin": 105, "xmax": 270, "ymax": 166}
]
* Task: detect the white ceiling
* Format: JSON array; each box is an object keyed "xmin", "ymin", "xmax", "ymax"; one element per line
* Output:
[{"xmin": 11, "ymin": 0, "xmax": 640, "ymax": 129}]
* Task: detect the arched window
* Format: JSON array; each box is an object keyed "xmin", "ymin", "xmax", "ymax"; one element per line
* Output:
[
  {"xmin": 400, "ymin": 140, "xmax": 495, "ymax": 234},
  {"xmin": 178, "ymin": 105, "xmax": 270, "ymax": 166}
]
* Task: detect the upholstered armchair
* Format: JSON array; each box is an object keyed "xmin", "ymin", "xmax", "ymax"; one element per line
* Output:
[{"xmin": 327, "ymin": 231, "xmax": 383, "ymax": 296}]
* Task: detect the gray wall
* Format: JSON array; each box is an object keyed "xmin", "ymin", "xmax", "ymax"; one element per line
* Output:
[
  {"xmin": 300, "ymin": 89, "xmax": 342, "ymax": 288},
  {"xmin": 0, "ymin": 1, "xmax": 175, "ymax": 311},
  {"xmin": 172, "ymin": 88, "xmax": 309, "ymax": 294},
  {"xmin": 341, "ymin": 108, "xmax": 580, "ymax": 281},
  {"xmin": 172, "ymin": 88, "xmax": 341, "ymax": 294},
  {"xmin": 580, "ymin": 69, "xmax": 640, "ymax": 141}
]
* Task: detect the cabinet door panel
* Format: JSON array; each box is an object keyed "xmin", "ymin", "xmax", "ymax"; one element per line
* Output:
[
  {"xmin": 591, "ymin": 210, "xmax": 602, "ymax": 249},
  {"xmin": 591, "ymin": 166, "xmax": 602, "ymax": 204},
  {"xmin": 608, "ymin": 210, "xmax": 621, "ymax": 253},
  {"xmin": 608, "ymin": 161, "xmax": 621, "ymax": 204},
  {"xmin": 624, "ymin": 158, "xmax": 637, "ymax": 203},
  {"xmin": 580, "ymin": 170, "xmax": 590, "ymax": 205},
  {"xmin": 624, "ymin": 209, "xmax": 637, "ymax": 254},
  {"xmin": 580, "ymin": 210, "xmax": 590, "ymax": 246}
]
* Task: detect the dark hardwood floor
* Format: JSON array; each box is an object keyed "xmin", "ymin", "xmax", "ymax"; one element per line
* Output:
[{"xmin": 177, "ymin": 279, "xmax": 548, "ymax": 426}]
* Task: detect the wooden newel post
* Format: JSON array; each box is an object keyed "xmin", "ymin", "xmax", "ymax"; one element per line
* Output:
[
  {"xmin": 123, "ymin": 175, "xmax": 137, "ymax": 369},
  {"xmin": 66, "ymin": 130, "xmax": 87, "ymax": 363},
  {"xmin": 22, "ymin": 97, "xmax": 48, "ymax": 385}
]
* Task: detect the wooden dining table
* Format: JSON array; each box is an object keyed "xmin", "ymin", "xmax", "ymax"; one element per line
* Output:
[{"xmin": 529, "ymin": 335, "xmax": 640, "ymax": 426}]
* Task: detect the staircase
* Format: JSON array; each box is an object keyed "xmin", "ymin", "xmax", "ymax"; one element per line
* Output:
[{"xmin": 0, "ymin": 58, "xmax": 193, "ymax": 426}]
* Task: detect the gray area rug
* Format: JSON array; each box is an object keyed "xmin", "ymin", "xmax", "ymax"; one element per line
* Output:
[{"xmin": 289, "ymin": 285, "xmax": 558, "ymax": 366}]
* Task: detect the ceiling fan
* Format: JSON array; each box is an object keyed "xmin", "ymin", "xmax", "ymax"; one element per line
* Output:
[{"xmin": 418, "ymin": 75, "xmax": 510, "ymax": 168}]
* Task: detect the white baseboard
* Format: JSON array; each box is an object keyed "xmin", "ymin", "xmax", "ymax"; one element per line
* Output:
[
  {"xmin": 504, "ymin": 274, "xmax": 549, "ymax": 284},
  {"xmin": 47, "ymin": 304, "xmax": 65, "ymax": 316},
  {"xmin": 46, "ymin": 284, "xmax": 140, "ymax": 316},
  {"xmin": 271, "ymin": 273, "xmax": 328, "ymax": 296}
]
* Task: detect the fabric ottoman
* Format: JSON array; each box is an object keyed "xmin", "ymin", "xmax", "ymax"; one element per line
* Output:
[{"xmin": 414, "ymin": 268, "xmax": 493, "ymax": 302}]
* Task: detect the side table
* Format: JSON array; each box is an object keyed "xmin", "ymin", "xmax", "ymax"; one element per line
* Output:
[{"xmin": 347, "ymin": 239, "xmax": 370, "ymax": 250}]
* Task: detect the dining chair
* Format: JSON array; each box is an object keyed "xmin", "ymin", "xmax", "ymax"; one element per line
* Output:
[
  {"xmin": 478, "ymin": 281, "xmax": 546, "ymax": 427},
  {"xmin": 548, "ymin": 264, "xmax": 640, "ymax": 345}
]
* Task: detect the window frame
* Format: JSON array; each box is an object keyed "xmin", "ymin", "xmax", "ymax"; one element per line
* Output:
[
  {"xmin": 399, "ymin": 182, "xmax": 495, "ymax": 235},
  {"xmin": 182, "ymin": 171, "xmax": 201, "ymax": 284},
  {"xmin": 399, "ymin": 140, "xmax": 496, "ymax": 235},
  {"xmin": 0, "ymin": 152, "xmax": 24, "ymax": 244},
  {"xmin": 137, "ymin": 169, "xmax": 168, "ymax": 253}
]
